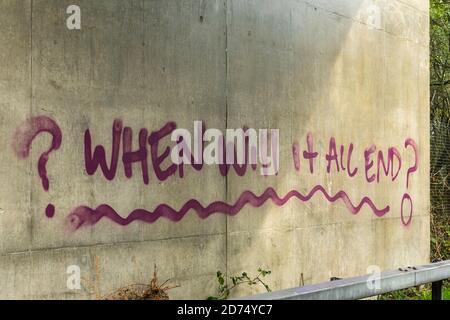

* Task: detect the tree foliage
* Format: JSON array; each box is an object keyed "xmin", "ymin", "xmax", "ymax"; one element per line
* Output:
[
  {"xmin": 431, "ymin": 0, "xmax": 450, "ymax": 262},
  {"xmin": 431, "ymin": 0, "xmax": 450, "ymax": 121}
]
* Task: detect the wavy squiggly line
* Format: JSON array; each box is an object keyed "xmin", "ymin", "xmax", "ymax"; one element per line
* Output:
[{"xmin": 66, "ymin": 185, "xmax": 389, "ymax": 230}]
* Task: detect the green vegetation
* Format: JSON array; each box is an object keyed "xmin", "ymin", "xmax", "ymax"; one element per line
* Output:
[
  {"xmin": 207, "ymin": 268, "xmax": 272, "ymax": 300},
  {"xmin": 379, "ymin": 285, "xmax": 450, "ymax": 300},
  {"xmin": 431, "ymin": 0, "xmax": 450, "ymax": 264},
  {"xmin": 429, "ymin": 0, "xmax": 450, "ymax": 293}
]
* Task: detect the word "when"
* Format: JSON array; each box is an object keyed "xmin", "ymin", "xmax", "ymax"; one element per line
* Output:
[{"xmin": 84, "ymin": 120, "xmax": 280, "ymax": 186}]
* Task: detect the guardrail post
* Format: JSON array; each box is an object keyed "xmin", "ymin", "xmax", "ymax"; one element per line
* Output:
[{"xmin": 432, "ymin": 281, "xmax": 443, "ymax": 300}]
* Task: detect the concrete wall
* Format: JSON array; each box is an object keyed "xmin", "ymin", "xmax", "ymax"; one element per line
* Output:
[{"xmin": 0, "ymin": 0, "xmax": 429, "ymax": 299}]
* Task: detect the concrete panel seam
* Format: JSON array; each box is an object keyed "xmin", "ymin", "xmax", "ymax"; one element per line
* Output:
[{"xmin": 1, "ymin": 231, "xmax": 227, "ymax": 257}]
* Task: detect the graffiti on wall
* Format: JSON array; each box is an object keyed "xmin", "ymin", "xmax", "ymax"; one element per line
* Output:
[{"xmin": 11, "ymin": 116, "xmax": 419, "ymax": 232}]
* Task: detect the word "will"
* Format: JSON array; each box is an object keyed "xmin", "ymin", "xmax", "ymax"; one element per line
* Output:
[{"xmin": 170, "ymin": 121, "xmax": 279, "ymax": 175}]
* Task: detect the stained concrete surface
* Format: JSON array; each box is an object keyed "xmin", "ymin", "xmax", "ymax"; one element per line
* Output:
[{"xmin": 0, "ymin": 0, "xmax": 429, "ymax": 299}]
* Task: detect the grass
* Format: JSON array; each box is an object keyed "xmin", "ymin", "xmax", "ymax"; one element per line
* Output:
[{"xmin": 378, "ymin": 282, "xmax": 450, "ymax": 300}]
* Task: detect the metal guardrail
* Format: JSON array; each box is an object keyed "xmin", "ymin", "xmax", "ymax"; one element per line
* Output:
[{"xmin": 238, "ymin": 260, "xmax": 450, "ymax": 300}]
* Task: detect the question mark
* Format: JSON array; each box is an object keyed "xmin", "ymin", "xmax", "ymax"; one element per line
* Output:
[
  {"xmin": 405, "ymin": 138, "xmax": 418, "ymax": 189},
  {"xmin": 401, "ymin": 138, "xmax": 418, "ymax": 226},
  {"xmin": 12, "ymin": 116, "xmax": 62, "ymax": 218}
]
